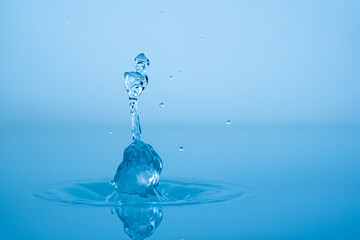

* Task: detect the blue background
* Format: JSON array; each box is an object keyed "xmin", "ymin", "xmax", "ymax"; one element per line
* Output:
[
  {"xmin": 1, "ymin": 0, "xmax": 360, "ymax": 126},
  {"xmin": 1, "ymin": 0, "xmax": 360, "ymax": 239}
]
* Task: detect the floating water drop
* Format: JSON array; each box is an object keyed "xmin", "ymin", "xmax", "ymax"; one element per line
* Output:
[
  {"xmin": 179, "ymin": 237, "xmax": 184, "ymax": 240},
  {"xmin": 124, "ymin": 72, "xmax": 148, "ymax": 100},
  {"xmin": 200, "ymin": 36, "xmax": 204, "ymax": 39},
  {"xmin": 179, "ymin": 146, "xmax": 184, "ymax": 152},
  {"xmin": 37, "ymin": 23, "xmax": 41, "ymax": 27},
  {"xmin": 66, "ymin": 15, "xmax": 69, "ymax": 18},
  {"xmin": 178, "ymin": 70, "xmax": 181, "ymax": 73},
  {"xmin": 160, "ymin": 11, "xmax": 164, "ymax": 14},
  {"xmin": 226, "ymin": 120, "xmax": 231, "ymax": 125},
  {"xmin": 109, "ymin": 130, "xmax": 113, "ymax": 134},
  {"xmin": 134, "ymin": 53, "xmax": 150, "ymax": 75},
  {"xmin": 159, "ymin": 103, "xmax": 165, "ymax": 108},
  {"xmin": 169, "ymin": 75, "xmax": 174, "ymax": 80}
]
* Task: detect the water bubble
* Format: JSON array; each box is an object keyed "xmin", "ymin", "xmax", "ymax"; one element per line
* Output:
[
  {"xmin": 37, "ymin": 23, "xmax": 41, "ymax": 27},
  {"xmin": 169, "ymin": 75, "xmax": 174, "ymax": 80},
  {"xmin": 226, "ymin": 120, "xmax": 231, "ymax": 125},
  {"xmin": 109, "ymin": 130, "xmax": 113, "ymax": 134},
  {"xmin": 134, "ymin": 53, "xmax": 150, "ymax": 74},
  {"xmin": 159, "ymin": 103, "xmax": 165, "ymax": 108},
  {"xmin": 179, "ymin": 146, "xmax": 184, "ymax": 152}
]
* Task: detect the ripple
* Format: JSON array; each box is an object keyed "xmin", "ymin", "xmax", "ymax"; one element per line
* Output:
[{"xmin": 34, "ymin": 178, "xmax": 251, "ymax": 207}]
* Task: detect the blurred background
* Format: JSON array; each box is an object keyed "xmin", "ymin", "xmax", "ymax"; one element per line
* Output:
[{"xmin": 1, "ymin": 0, "xmax": 359, "ymax": 127}]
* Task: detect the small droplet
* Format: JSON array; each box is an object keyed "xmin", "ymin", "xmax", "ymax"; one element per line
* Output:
[
  {"xmin": 226, "ymin": 120, "xmax": 231, "ymax": 125},
  {"xmin": 160, "ymin": 11, "xmax": 164, "ymax": 14},
  {"xmin": 169, "ymin": 75, "xmax": 174, "ymax": 80},
  {"xmin": 109, "ymin": 130, "xmax": 113, "ymax": 134},
  {"xmin": 179, "ymin": 146, "xmax": 184, "ymax": 152},
  {"xmin": 159, "ymin": 102, "xmax": 165, "ymax": 108},
  {"xmin": 37, "ymin": 23, "xmax": 41, "ymax": 27},
  {"xmin": 66, "ymin": 15, "xmax": 69, "ymax": 18},
  {"xmin": 111, "ymin": 208, "xmax": 116, "ymax": 214},
  {"xmin": 179, "ymin": 237, "xmax": 184, "ymax": 240},
  {"xmin": 178, "ymin": 70, "xmax": 181, "ymax": 73},
  {"xmin": 110, "ymin": 180, "xmax": 115, "ymax": 185},
  {"xmin": 200, "ymin": 36, "xmax": 204, "ymax": 39}
]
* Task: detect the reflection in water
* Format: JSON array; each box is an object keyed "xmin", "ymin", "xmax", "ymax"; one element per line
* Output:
[{"xmin": 115, "ymin": 204, "xmax": 163, "ymax": 240}]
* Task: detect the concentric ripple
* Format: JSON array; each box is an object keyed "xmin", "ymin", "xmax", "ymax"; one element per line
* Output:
[{"xmin": 34, "ymin": 178, "xmax": 250, "ymax": 207}]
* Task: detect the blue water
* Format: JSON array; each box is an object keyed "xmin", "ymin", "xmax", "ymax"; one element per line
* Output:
[{"xmin": 1, "ymin": 124, "xmax": 360, "ymax": 239}]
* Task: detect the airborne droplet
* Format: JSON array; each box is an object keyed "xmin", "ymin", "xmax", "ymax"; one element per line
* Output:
[{"xmin": 134, "ymin": 53, "xmax": 150, "ymax": 74}]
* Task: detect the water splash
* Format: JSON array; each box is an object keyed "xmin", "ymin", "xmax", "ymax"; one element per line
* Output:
[
  {"xmin": 34, "ymin": 178, "xmax": 248, "ymax": 206},
  {"xmin": 124, "ymin": 54, "xmax": 150, "ymax": 140},
  {"xmin": 114, "ymin": 139, "xmax": 163, "ymax": 197},
  {"xmin": 114, "ymin": 54, "xmax": 164, "ymax": 198}
]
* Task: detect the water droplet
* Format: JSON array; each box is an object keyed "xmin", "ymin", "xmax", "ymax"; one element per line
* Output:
[
  {"xmin": 124, "ymin": 71, "xmax": 148, "ymax": 100},
  {"xmin": 37, "ymin": 23, "xmax": 41, "ymax": 27},
  {"xmin": 111, "ymin": 207, "xmax": 115, "ymax": 214},
  {"xmin": 109, "ymin": 130, "xmax": 113, "ymax": 134},
  {"xmin": 200, "ymin": 36, "xmax": 204, "ymax": 39},
  {"xmin": 160, "ymin": 11, "xmax": 164, "ymax": 14},
  {"xmin": 179, "ymin": 146, "xmax": 184, "ymax": 152},
  {"xmin": 169, "ymin": 75, "xmax": 174, "ymax": 80},
  {"xmin": 178, "ymin": 70, "xmax": 181, "ymax": 73},
  {"xmin": 66, "ymin": 15, "xmax": 69, "ymax": 18},
  {"xmin": 110, "ymin": 180, "xmax": 115, "ymax": 185},
  {"xmin": 159, "ymin": 103, "xmax": 165, "ymax": 108},
  {"xmin": 134, "ymin": 53, "xmax": 150, "ymax": 74},
  {"xmin": 179, "ymin": 237, "xmax": 184, "ymax": 240},
  {"xmin": 226, "ymin": 120, "xmax": 231, "ymax": 125}
]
